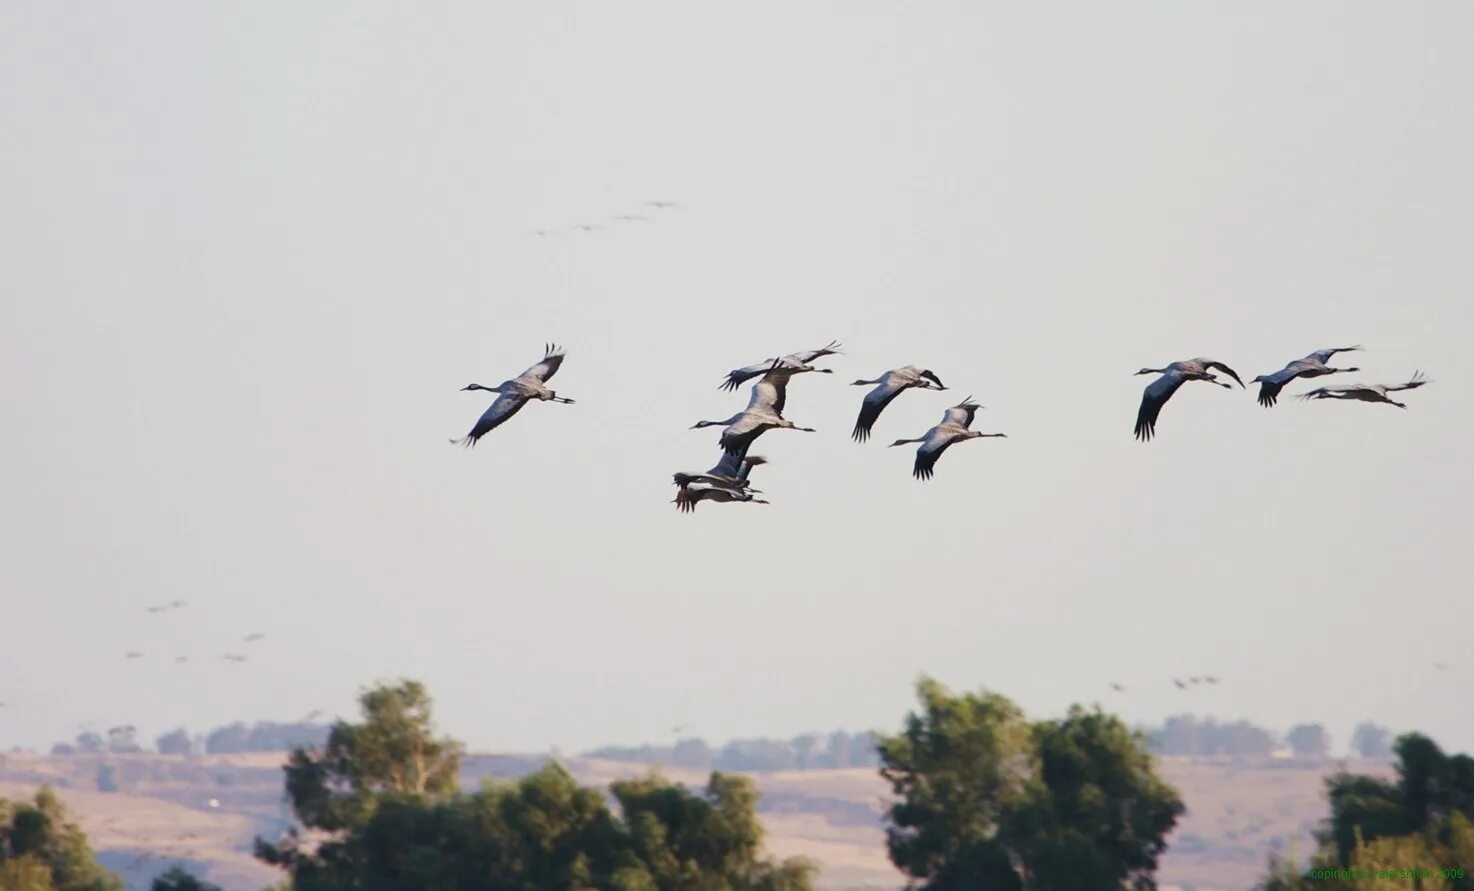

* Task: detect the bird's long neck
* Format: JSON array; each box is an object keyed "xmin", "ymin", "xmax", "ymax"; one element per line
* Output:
[
  {"xmin": 851, "ymin": 379, "xmax": 880, "ymax": 386},
  {"xmin": 466, "ymin": 383, "xmax": 502, "ymax": 393},
  {"xmin": 694, "ymin": 413, "xmax": 741, "ymax": 428}
]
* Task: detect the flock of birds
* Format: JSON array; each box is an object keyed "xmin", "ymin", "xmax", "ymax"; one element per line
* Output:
[
  {"xmin": 527, "ymin": 200, "xmax": 681, "ymax": 237},
  {"xmin": 450, "ymin": 342, "xmax": 1432, "ymax": 512},
  {"xmin": 119, "ymin": 604, "xmax": 267, "ymax": 664}
]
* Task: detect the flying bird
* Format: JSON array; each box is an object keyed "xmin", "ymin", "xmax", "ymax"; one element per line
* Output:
[
  {"xmin": 719, "ymin": 341, "xmax": 842, "ymax": 391},
  {"xmin": 674, "ymin": 484, "xmax": 770, "ymax": 513},
  {"xmin": 575, "ymin": 224, "xmax": 604, "ymax": 233},
  {"xmin": 850, "ymin": 366, "xmax": 948, "ymax": 442},
  {"xmin": 243, "ymin": 633, "xmax": 265, "ymax": 643},
  {"xmin": 1133, "ymin": 362, "xmax": 1237, "ymax": 442},
  {"xmin": 612, "ymin": 214, "xmax": 650, "ymax": 222},
  {"xmin": 1434, "ymin": 662, "xmax": 1448, "ymax": 671},
  {"xmin": 647, "ymin": 201, "xmax": 681, "ymax": 209},
  {"xmin": 125, "ymin": 652, "xmax": 143, "ymax": 660},
  {"xmin": 452, "ymin": 344, "xmax": 575, "ymax": 447},
  {"xmin": 1298, "ymin": 371, "xmax": 1431, "ymax": 409},
  {"xmin": 888, "ymin": 396, "xmax": 1005, "ymax": 480},
  {"xmin": 175, "ymin": 656, "xmax": 189, "ymax": 664},
  {"xmin": 1173, "ymin": 679, "xmax": 1188, "ymax": 690},
  {"xmin": 692, "ymin": 362, "xmax": 818, "ymax": 458},
  {"xmin": 305, "ymin": 709, "xmax": 325, "ymax": 721},
  {"xmin": 1204, "ymin": 676, "xmax": 1220, "ymax": 684},
  {"xmin": 223, "ymin": 654, "xmax": 247, "ymax": 663},
  {"xmin": 147, "ymin": 605, "xmax": 167, "ymax": 614},
  {"xmin": 1110, "ymin": 683, "xmax": 1125, "ymax": 692},
  {"xmin": 673, "ymin": 452, "xmax": 767, "ymax": 494},
  {"xmin": 1251, "ymin": 346, "xmax": 1362, "ymax": 407},
  {"xmin": 168, "ymin": 600, "xmax": 186, "ymax": 609}
]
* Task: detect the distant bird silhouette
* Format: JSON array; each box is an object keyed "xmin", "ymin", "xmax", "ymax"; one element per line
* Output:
[
  {"xmin": 168, "ymin": 600, "xmax": 186, "ymax": 609},
  {"xmin": 575, "ymin": 224, "xmax": 604, "ymax": 233},
  {"xmin": 612, "ymin": 214, "xmax": 650, "ymax": 222},
  {"xmin": 1204, "ymin": 675, "xmax": 1220, "ymax": 684},
  {"xmin": 147, "ymin": 605, "xmax": 168, "ymax": 613},
  {"xmin": 223, "ymin": 654, "xmax": 247, "ymax": 663},
  {"xmin": 1173, "ymin": 679, "xmax": 1188, "ymax": 689},
  {"xmin": 647, "ymin": 201, "xmax": 681, "ymax": 209},
  {"xmin": 1298, "ymin": 371, "xmax": 1431, "ymax": 408},
  {"xmin": 125, "ymin": 652, "xmax": 143, "ymax": 660},
  {"xmin": 1434, "ymin": 661, "xmax": 1448, "ymax": 670},
  {"xmin": 1110, "ymin": 683, "xmax": 1125, "ymax": 692},
  {"xmin": 305, "ymin": 709, "xmax": 325, "ymax": 721},
  {"xmin": 719, "ymin": 341, "xmax": 842, "ymax": 391},
  {"xmin": 528, "ymin": 229, "xmax": 560, "ymax": 237},
  {"xmin": 851, "ymin": 366, "xmax": 948, "ymax": 442},
  {"xmin": 244, "ymin": 633, "xmax": 265, "ymax": 643},
  {"xmin": 1251, "ymin": 346, "xmax": 1362, "ymax": 407},
  {"xmin": 452, "ymin": 344, "xmax": 575, "ymax": 447},
  {"xmin": 889, "ymin": 396, "xmax": 1004, "ymax": 480},
  {"xmin": 1133, "ymin": 362, "xmax": 1237, "ymax": 442},
  {"xmin": 175, "ymin": 656, "xmax": 189, "ymax": 664}
]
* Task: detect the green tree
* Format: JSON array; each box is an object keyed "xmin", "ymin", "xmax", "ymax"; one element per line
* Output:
[
  {"xmin": 0, "ymin": 856, "xmax": 55, "ymax": 891},
  {"xmin": 150, "ymin": 868, "xmax": 222, "ymax": 891},
  {"xmin": 1351, "ymin": 722, "xmax": 1393, "ymax": 759},
  {"xmin": 0, "ymin": 787, "xmax": 121, "ymax": 891},
  {"xmin": 155, "ymin": 729, "xmax": 192, "ymax": 756},
  {"xmin": 878, "ymin": 677, "xmax": 1183, "ymax": 891}
]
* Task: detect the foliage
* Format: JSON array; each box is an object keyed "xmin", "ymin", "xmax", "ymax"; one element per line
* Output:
[
  {"xmin": 1285, "ymin": 724, "xmax": 1331, "ymax": 760},
  {"xmin": 150, "ymin": 868, "xmax": 222, "ymax": 891},
  {"xmin": 203, "ymin": 722, "xmax": 330, "ymax": 755},
  {"xmin": 878, "ymin": 677, "xmax": 1184, "ymax": 890},
  {"xmin": 155, "ymin": 729, "xmax": 193, "ymax": 756},
  {"xmin": 585, "ymin": 730, "xmax": 881, "ymax": 771},
  {"xmin": 71, "ymin": 735, "xmax": 102, "ymax": 756},
  {"xmin": 257, "ymin": 679, "xmax": 812, "ymax": 891},
  {"xmin": 1145, "ymin": 714, "xmax": 1278, "ymax": 757},
  {"xmin": 0, "ymin": 787, "xmax": 122, "ymax": 891},
  {"xmin": 1257, "ymin": 734, "xmax": 1474, "ymax": 889},
  {"xmin": 1351, "ymin": 722, "xmax": 1394, "ymax": 759}
]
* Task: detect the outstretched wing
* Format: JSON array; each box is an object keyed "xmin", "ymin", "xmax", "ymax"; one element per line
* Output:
[
  {"xmin": 786, "ymin": 340, "xmax": 842, "ymax": 364},
  {"xmin": 746, "ymin": 372, "xmax": 790, "ymax": 416},
  {"xmin": 1134, "ymin": 373, "xmax": 1187, "ymax": 441},
  {"xmin": 913, "ymin": 431, "xmax": 956, "ymax": 480},
  {"xmin": 1200, "ymin": 360, "xmax": 1245, "ymax": 388},
  {"xmin": 1387, "ymin": 370, "xmax": 1430, "ymax": 392},
  {"xmin": 1305, "ymin": 345, "xmax": 1362, "ymax": 364},
  {"xmin": 452, "ymin": 392, "xmax": 527, "ymax": 447},
  {"xmin": 853, "ymin": 380, "xmax": 907, "ymax": 442},
  {"xmin": 521, "ymin": 343, "xmax": 566, "ymax": 383},
  {"xmin": 942, "ymin": 398, "xmax": 980, "ymax": 429},
  {"xmin": 919, "ymin": 369, "xmax": 945, "ymax": 389}
]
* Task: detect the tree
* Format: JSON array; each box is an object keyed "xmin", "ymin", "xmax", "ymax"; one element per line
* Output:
[
  {"xmin": 104, "ymin": 727, "xmax": 139, "ymax": 755},
  {"xmin": 155, "ymin": 729, "xmax": 192, "ymax": 756},
  {"xmin": 878, "ymin": 677, "xmax": 1184, "ymax": 890},
  {"xmin": 0, "ymin": 787, "xmax": 122, "ymax": 891},
  {"xmin": 150, "ymin": 869, "xmax": 221, "ymax": 891},
  {"xmin": 670, "ymin": 737, "xmax": 713, "ymax": 771},
  {"xmin": 1350, "ymin": 722, "xmax": 1393, "ymax": 759},
  {"xmin": 71, "ymin": 734, "xmax": 102, "ymax": 755},
  {"xmin": 1286, "ymin": 724, "xmax": 1331, "ymax": 760}
]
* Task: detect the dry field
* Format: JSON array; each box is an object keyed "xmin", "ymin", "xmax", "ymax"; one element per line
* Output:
[{"xmin": 0, "ymin": 752, "xmax": 1395, "ymax": 891}]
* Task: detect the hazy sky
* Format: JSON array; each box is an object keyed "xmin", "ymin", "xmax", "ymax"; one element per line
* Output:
[{"xmin": 2, "ymin": 3, "xmax": 1471, "ymax": 757}]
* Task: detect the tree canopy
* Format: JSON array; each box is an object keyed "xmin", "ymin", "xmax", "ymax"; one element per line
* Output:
[
  {"xmin": 0, "ymin": 787, "xmax": 121, "ymax": 891},
  {"xmin": 257, "ymin": 678, "xmax": 814, "ymax": 891},
  {"xmin": 878, "ymin": 677, "xmax": 1184, "ymax": 891}
]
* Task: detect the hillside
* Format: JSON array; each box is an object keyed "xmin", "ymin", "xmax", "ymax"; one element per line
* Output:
[{"xmin": 0, "ymin": 751, "xmax": 1395, "ymax": 891}]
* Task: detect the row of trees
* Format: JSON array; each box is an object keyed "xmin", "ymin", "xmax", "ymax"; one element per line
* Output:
[
  {"xmin": 1260, "ymin": 733, "xmax": 1474, "ymax": 889},
  {"xmin": 1144, "ymin": 715, "xmax": 1394, "ymax": 759},
  {"xmin": 0, "ymin": 787, "xmax": 121, "ymax": 891},
  {"xmin": 50, "ymin": 722, "xmax": 331, "ymax": 758},
  {"xmin": 584, "ymin": 730, "xmax": 882, "ymax": 772}
]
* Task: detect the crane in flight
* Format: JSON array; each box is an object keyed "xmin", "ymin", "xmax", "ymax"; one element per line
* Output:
[{"xmin": 452, "ymin": 344, "xmax": 575, "ymax": 447}]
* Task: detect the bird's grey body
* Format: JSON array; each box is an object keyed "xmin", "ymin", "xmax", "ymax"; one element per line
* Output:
[
  {"xmin": 888, "ymin": 396, "xmax": 1004, "ymax": 480},
  {"xmin": 452, "ymin": 344, "xmax": 575, "ymax": 447},
  {"xmin": 851, "ymin": 365, "xmax": 948, "ymax": 442},
  {"xmin": 1251, "ymin": 346, "xmax": 1362, "ymax": 407},
  {"xmin": 719, "ymin": 341, "xmax": 842, "ymax": 391},
  {"xmin": 1132, "ymin": 360, "xmax": 1238, "ymax": 442},
  {"xmin": 1298, "ymin": 371, "xmax": 1430, "ymax": 408}
]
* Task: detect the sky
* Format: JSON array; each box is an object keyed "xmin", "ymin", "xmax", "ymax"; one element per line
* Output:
[{"xmin": 1, "ymin": 2, "xmax": 1471, "ymax": 758}]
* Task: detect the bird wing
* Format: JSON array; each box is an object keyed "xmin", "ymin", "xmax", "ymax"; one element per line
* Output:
[
  {"xmin": 454, "ymin": 392, "xmax": 527, "ymax": 446},
  {"xmin": 1254, "ymin": 362, "xmax": 1307, "ymax": 407},
  {"xmin": 748, "ymin": 369, "xmax": 793, "ymax": 416},
  {"xmin": 852, "ymin": 379, "xmax": 908, "ymax": 442},
  {"xmin": 1134, "ymin": 372, "xmax": 1187, "ymax": 441},
  {"xmin": 786, "ymin": 341, "xmax": 842, "ymax": 364},
  {"xmin": 1387, "ymin": 371, "xmax": 1430, "ymax": 392},
  {"xmin": 674, "ymin": 486, "xmax": 701, "ymax": 512},
  {"xmin": 912, "ymin": 428, "xmax": 956, "ymax": 480},
  {"xmin": 1199, "ymin": 360, "xmax": 1245, "ymax": 388},
  {"xmin": 941, "ymin": 399, "xmax": 980, "ymax": 429},
  {"xmin": 919, "ymin": 369, "xmax": 945, "ymax": 389},
  {"xmin": 1304, "ymin": 345, "xmax": 1362, "ymax": 364},
  {"xmin": 720, "ymin": 360, "xmax": 776, "ymax": 392},
  {"xmin": 520, "ymin": 343, "xmax": 566, "ymax": 383}
]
